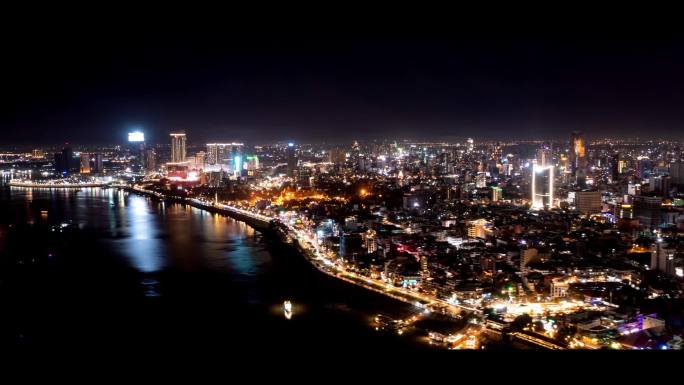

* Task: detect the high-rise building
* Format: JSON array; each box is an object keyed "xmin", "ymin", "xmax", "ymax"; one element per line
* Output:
[
  {"xmin": 636, "ymin": 157, "xmax": 653, "ymax": 179},
  {"xmin": 670, "ymin": 161, "xmax": 684, "ymax": 186},
  {"xmin": 364, "ymin": 229, "xmax": 377, "ymax": 254},
  {"xmin": 531, "ymin": 164, "xmax": 554, "ymax": 209},
  {"xmin": 170, "ymin": 132, "xmax": 187, "ymax": 163},
  {"xmin": 618, "ymin": 159, "xmax": 627, "ymax": 175},
  {"xmin": 633, "ymin": 195, "xmax": 662, "ymax": 228},
  {"xmin": 194, "ymin": 151, "xmax": 206, "ymax": 171},
  {"xmin": 91, "ymin": 153, "xmax": 104, "ymax": 174},
  {"xmin": 476, "ymin": 172, "xmax": 487, "ymax": 188},
  {"xmin": 651, "ymin": 240, "xmax": 676, "ymax": 275},
  {"xmin": 467, "ymin": 138, "xmax": 474, "ymax": 153},
  {"xmin": 569, "ymin": 131, "xmax": 587, "ymax": 187},
  {"xmin": 649, "ymin": 175, "xmax": 671, "ymax": 197},
  {"xmin": 286, "ymin": 142, "xmax": 297, "ymax": 177},
  {"xmin": 54, "ymin": 145, "xmax": 75, "ymax": 175},
  {"xmin": 32, "ymin": 149, "xmax": 45, "ymax": 159},
  {"xmin": 575, "ymin": 190, "xmax": 602, "ymax": 214},
  {"xmin": 537, "ymin": 144, "xmax": 551, "ymax": 167},
  {"xmin": 296, "ymin": 166, "xmax": 312, "ymax": 188},
  {"xmin": 206, "ymin": 143, "xmax": 233, "ymax": 166},
  {"xmin": 80, "ymin": 153, "xmax": 91, "ymax": 173},
  {"xmin": 491, "ymin": 186, "xmax": 503, "ymax": 202},
  {"xmin": 520, "ymin": 247, "xmax": 539, "ymax": 272},
  {"xmin": 144, "ymin": 148, "xmax": 156, "ymax": 173},
  {"xmin": 328, "ymin": 148, "xmax": 346, "ymax": 165},
  {"xmin": 467, "ymin": 219, "xmax": 490, "ymax": 239}
]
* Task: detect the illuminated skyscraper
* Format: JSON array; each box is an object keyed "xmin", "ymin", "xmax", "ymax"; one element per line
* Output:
[
  {"xmin": 170, "ymin": 132, "xmax": 187, "ymax": 163},
  {"xmin": 54, "ymin": 144, "xmax": 74, "ymax": 175},
  {"xmin": 92, "ymin": 153, "xmax": 103, "ymax": 174},
  {"xmin": 569, "ymin": 131, "xmax": 587, "ymax": 186},
  {"xmin": 531, "ymin": 164, "xmax": 554, "ymax": 209},
  {"xmin": 80, "ymin": 153, "xmax": 91, "ymax": 173},
  {"xmin": 286, "ymin": 142, "xmax": 296, "ymax": 177},
  {"xmin": 476, "ymin": 172, "xmax": 487, "ymax": 188},
  {"xmin": 491, "ymin": 186, "xmax": 502, "ymax": 202},
  {"xmin": 467, "ymin": 138, "xmax": 474, "ymax": 153},
  {"xmin": 206, "ymin": 143, "xmax": 232, "ymax": 166},
  {"xmin": 144, "ymin": 148, "xmax": 156, "ymax": 173},
  {"xmin": 364, "ymin": 229, "xmax": 377, "ymax": 254},
  {"xmin": 536, "ymin": 144, "xmax": 551, "ymax": 167}
]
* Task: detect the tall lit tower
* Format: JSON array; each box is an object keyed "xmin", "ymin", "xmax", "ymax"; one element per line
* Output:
[
  {"xmin": 569, "ymin": 131, "xmax": 587, "ymax": 187},
  {"xmin": 536, "ymin": 143, "xmax": 551, "ymax": 167},
  {"xmin": 286, "ymin": 142, "xmax": 296, "ymax": 177},
  {"xmin": 532, "ymin": 164, "xmax": 554, "ymax": 210},
  {"xmin": 170, "ymin": 132, "xmax": 187, "ymax": 163}
]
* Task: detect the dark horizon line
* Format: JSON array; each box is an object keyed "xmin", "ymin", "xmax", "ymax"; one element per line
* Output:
[{"xmin": 2, "ymin": 136, "xmax": 682, "ymax": 151}]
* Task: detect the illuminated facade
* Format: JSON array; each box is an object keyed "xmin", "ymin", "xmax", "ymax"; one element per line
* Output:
[
  {"xmin": 537, "ymin": 144, "xmax": 551, "ymax": 167},
  {"xmin": 491, "ymin": 186, "xmax": 502, "ymax": 202},
  {"xmin": 80, "ymin": 153, "xmax": 91, "ymax": 173},
  {"xmin": 532, "ymin": 164, "xmax": 554, "ymax": 209},
  {"xmin": 287, "ymin": 142, "xmax": 297, "ymax": 177},
  {"xmin": 569, "ymin": 131, "xmax": 587, "ymax": 186},
  {"xmin": 170, "ymin": 132, "xmax": 187, "ymax": 163}
]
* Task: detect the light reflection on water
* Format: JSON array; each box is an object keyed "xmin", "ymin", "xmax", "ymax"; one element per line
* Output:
[
  {"xmin": 3, "ymin": 184, "xmax": 426, "ymax": 350},
  {"xmin": 119, "ymin": 194, "xmax": 165, "ymax": 273}
]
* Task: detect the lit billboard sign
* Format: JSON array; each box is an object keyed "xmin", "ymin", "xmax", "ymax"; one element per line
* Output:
[{"xmin": 128, "ymin": 131, "xmax": 145, "ymax": 142}]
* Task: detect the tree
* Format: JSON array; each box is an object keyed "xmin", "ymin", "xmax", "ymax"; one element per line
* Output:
[{"xmin": 511, "ymin": 313, "xmax": 533, "ymax": 331}]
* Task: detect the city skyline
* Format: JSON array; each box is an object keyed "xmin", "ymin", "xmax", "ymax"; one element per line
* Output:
[{"xmin": 3, "ymin": 14, "xmax": 684, "ymax": 354}]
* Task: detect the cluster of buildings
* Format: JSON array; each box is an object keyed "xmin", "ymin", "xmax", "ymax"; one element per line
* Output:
[{"xmin": 6, "ymin": 129, "xmax": 684, "ymax": 349}]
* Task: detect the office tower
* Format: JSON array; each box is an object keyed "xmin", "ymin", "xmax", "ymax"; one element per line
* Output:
[
  {"xmin": 364, "ymin": 229, "xmax": 377, "ymax": 254},
  {"xmin": 649, "ymin": 175, "xmax": 671, "ymax": 197},
  {"xmin": 127, "ymin": 131, "xmax": 145, "ymax": 171},
  {"xmin": 194, "ymin": 151, "xmax": 206, "ymax": 170},
  {"xmin": 467, "ymin": 138, "xmax": 474, "ymax": 153},
  {"xmin": 633, "ymin": 195, "xmax": 663, "ymax": 228},
  {"xmin": 575, "ymin": 190, "xmax": 602, "ymax": 214},
  {"xmin": 569, "ymin": 131, "xmax": 587, "ymax": 187},
  {"xmin": 476, "ymin": 172, "xmax": 487, "ymax": 188},
  {"xmin": 91, "ymin": 153, "xmax": 104, "ymax": 174},
  {"xmin": 144, "ymin": 148, "xmax": 156, "ymax": 173},
  {"xmin": 80, "ymin": 153, "xmax": 91, "ymax": 173},
  {"xmin": 286, "ymin": 142, "xmax": 297, "ymax": 177},
  {"xmin": 232, "ymin": 146, "xmax": 243, "ymax": 176},
  {"xmin": 492, "ymin": 142, "xmax": 503, "ymax": 162},
  {"xmin": 531, "ymin": 164, "xmax": 554, "ymax": 209},
  {"xmin": 328, "ymin": 148, "xmax": 346, "ymax": 165},
  {"xmin": 245, "ymin": 156, "xmax": 259, "ymax": 171},
  {"xmin": 491, "ymin": 186, "xmax": 502, "ymax": 202},
  {"xmin": 297, "ymin": 166, "xmax": 312, "ymax": 188},
  {"xmin": 636, "ymin": 157, "xmax": 653, "ymax": 179},
  {"xmin": 54, "ymin": 145, "xmax": 74, "ymax": 175},
  {"xmin": 537, "ymin": 144, "xmax": 551, "ymax": 167},
  {"xmin": 651, "ymin": 240, "xmax": 676, "ymax": 275},
  {"xmin": 32, "ymin": 149, "xmax": 45, "ymax": 159},
  {"xmin": 670, "ymin": 161, "xmax": 684, "ymax": 186},
  {"xmin": 170, "ymin": 132, "xmax": 187, "ymax": 163},
  {"xmin": 467, "ymin": 219, "xmax": 490, "ymax": 239},
  {"xmin": 611, "ymin": 153, "xmax": 621, "ymax": 181},
  {"xmin": 206, "ymin": 143, "xmax": 233, "ymax": 166}
]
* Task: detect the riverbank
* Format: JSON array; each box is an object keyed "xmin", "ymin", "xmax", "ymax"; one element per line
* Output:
[
  {"xmin": 118, "ymin": 186, "xmax": 470, "ymax": 318},
  {"xmin": 9, "ymin": 180, "xmax": 108, "ymax": 188}
]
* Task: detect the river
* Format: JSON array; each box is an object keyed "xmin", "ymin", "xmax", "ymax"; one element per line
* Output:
[{"xmin": 0, "ymin": 185, "xmax": 434, "ymax": 352}]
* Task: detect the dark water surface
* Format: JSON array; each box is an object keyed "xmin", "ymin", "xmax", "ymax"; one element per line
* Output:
[{"xmin": 0, "ymin": 185, "xmax": 430, "ymax": 353}]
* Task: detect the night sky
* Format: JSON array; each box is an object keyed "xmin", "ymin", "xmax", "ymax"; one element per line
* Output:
[{"xmin": 4, "ymin": 19, "xmax": 684, "ymax": 145}]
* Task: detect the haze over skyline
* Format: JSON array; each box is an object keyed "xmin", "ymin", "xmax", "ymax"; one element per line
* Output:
[{"xmin": 5, "ymin": 23, "xmax": 684, "ymax": 145}]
